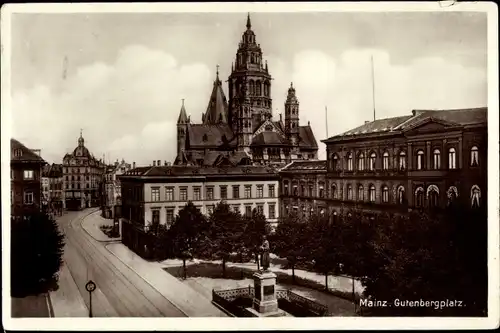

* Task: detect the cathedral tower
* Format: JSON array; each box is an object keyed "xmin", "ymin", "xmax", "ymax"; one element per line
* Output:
[
  {"xmin": 177, "ymin": 99, "xmax": 189, "ymax": 161},
  {"xmin": 285, "ymin": 82, "xmax": 300, "ymax": 145},
  {"xmin": 228, "ymin": 13, "xmax": 273, "ymax": 140}
]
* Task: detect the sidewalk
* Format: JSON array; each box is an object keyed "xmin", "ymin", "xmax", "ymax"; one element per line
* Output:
[
  {"xmin": 159, "ymin": 258, "xmax": 364, "ymax": 295},
  {"xmin": 105, "ymin": 243, "xmax": 227, "ymax": 317},
  {"xmin": 49, "ymin": 263, "xmax": 88, "ymax": 317},
  {"xmin": 81, "ymin": 211, "xmax": 120, "ymax": 242}
]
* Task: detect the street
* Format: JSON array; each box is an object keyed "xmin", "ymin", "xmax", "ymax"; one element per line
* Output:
[{"xmin": 58, "ymin": 209, "xmax": 186, "ymax": 317}]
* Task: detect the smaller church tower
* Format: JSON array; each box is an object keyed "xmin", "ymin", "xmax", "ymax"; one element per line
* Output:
[
  {"xmin": 177, "ymin": 99, "xmax": 189, "ymax": 162},
  {"xmin": 285, "ymin": 82, "xmax": 300, "ymax": 145},
  {"xmin": 237, "ymin": 77, "xmax": 253, "ymax": 152}
]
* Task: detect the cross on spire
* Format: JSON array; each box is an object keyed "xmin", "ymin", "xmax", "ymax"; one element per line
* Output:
[
  {"xmin": 182, "ymin": 98, "xmax": 185, "ymax": 106},
  {"xmin": 216, "ymin": 64, "xmax": 220, "ymax": 77},
  {"xmin": 80, "ymin": 128, "xmax": 83, "ymax": 137}
]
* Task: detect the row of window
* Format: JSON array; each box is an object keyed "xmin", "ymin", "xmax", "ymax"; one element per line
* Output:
[
  {"xmin": 65, "ymin": 183, "xmax": 98, "ymax": 189},
  {"xmin": 150, "ymin": 184, "xmax": 276, "ymax": 202},
  {"xmin": 11, "ymin": 170, "xmax": 35, "ymax": 180},
  {"xmin": 151, "ymin": 203, "xmax": 277, "ymax": 226},
  {"xmin": 331, "ymin": 146, "xmax": 480, "ymax": 171}
]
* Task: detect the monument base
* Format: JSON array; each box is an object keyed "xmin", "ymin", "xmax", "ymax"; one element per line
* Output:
[{"xmin": 245, "ymin": 307, "xmax": 286, "ymax": 317}]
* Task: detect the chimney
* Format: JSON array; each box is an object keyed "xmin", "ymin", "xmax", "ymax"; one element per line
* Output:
[
  {"xmin": 164, "ymin": 161, "xmax": 167, "ymax": 166},
  {"xmin": 153, "ymin": 160, "xmax": 156, "ymax": 167},
  {"xmin": 364, "ymin": 120, "xmax": 370, "ymax": 124},
  {"xmin": 308, "ymin": 120, "xmax": 310, "ymax": 126},
  {"xmin": 133, "ymin": 162, "xmax": 136, "ymax": 169},
  {"xmin": 279, "ymin": 113, "xmax": 282, "ymax": 122},
  {"xmin": 166, "ymin": 162, "xmax": 171, "ymax": 166},
  {"xmin": 157, "ymin": 160, "xmax": 161, "ymax": 166}
]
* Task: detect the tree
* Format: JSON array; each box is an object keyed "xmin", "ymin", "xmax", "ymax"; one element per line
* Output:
[
  {"xmin": 242, "ymin": 208, "xmax": 271, "ymax": 268},
  {"xmin": 11, "ymin": 212, "xmax": 65, "ymax": 297},
  {"xmin": 361, "ymin": 206, "xmax": 487, "ymax": 316},
  {"xmin": 167, "ymin": 202, "xmax": 209, "ymax": 277},
  {"xmin": 271, "ymin": 213, "xmax": 308, "ymax": 283},
  {"xmin": 201, "ymin": 201, "xmax": 245, "ymax": 277},
  {"xmin": 306, "ymin": 213, "xmax": 340, "ymax": 291}
]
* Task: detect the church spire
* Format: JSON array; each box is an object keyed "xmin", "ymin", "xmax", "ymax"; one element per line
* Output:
[
  {"xmin": 177, "ymin": 99, "xmax": 189, "ymax": 124},
  {"xmin": 246, "ymin": 12, "xmax": 251, "ymax": 30}
]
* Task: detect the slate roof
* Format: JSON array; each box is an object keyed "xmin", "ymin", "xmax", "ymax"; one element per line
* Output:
[
  {"xmin": 11, "ymin": 138, "xmax": 46, "ymax": 163},
  {"xmin": 122, "ymin": 165, "xmax": 279, "ymax": 178},
  {"xmin": 202, "ymin": 75, "xmax": 229, "ymax": 125},
  {"xmin": 298, "ymin": 126, "xmax": 318, "ymax": 149},
  {"xmin": 251, "ymin": 132, "xmax": 287, "ymax": 146},
  {"xmin": 280, "ymin": 160, "xmax": 327, "ymax": 172},
  {"xmin": 187, "ymin": 124, "xmax": 236, "ymax": 148},
  {"xmin": 323, "ymin": 107, "xmax": 487, "ymax": 142}
]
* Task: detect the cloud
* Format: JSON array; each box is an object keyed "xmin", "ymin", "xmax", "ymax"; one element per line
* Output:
[
  {"xmin": 268, "ymin": 48, "xmax": 487, "ymax": 160},
  {"xmin": 12, "ymin": 45, "xmax": 486, "ymax": 165},
  {"xmin": 12, "ymin": 45, "xmax": 212, "ymax": 165}
]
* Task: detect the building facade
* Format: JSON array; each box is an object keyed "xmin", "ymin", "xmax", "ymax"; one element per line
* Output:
[
  {"xmin": 174, "ymin": 14, "xmax": 318, "ymax": 167},
  {"xmin": 311, "ymin": 108, "xmax": 488, "ymax": 217},
  {"xmin": 45, "ymin": 163, "xmax": 64, "ymax": 216},
  {"xmin": 279, "ymin": 160, "xmax": 329, "ymax": 220},
  {"xmin": 41, "ymin": 164, "xmax": 51, "ymax": 210},
  {"xmin": 62, "ymin": 132, "xmax": 105, "ymax": 210},
  {"xmin": 11, "ymin": 139, "xmax": 46, "ymax": 219},
  {"xmin": 119, "ymin": 164, "xmax": 280, "ymax": 257},
  {"xmin": 102, "ymin": 159, "xmax": 132, "ymax": 219}
]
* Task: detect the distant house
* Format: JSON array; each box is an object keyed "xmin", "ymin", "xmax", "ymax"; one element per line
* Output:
[
  {"xmin": 102, "ymin": 159, "xmax": 132, "ymax": 219},
  {"xmin": 11, "ymin": 138, "xmax": 47, "ymax": 220}
]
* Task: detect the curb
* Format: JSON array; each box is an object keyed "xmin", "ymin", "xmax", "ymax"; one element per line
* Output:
[
  {"xmin": 45, "ymin": 293, "xmax": 55, "ymax": 318},
  {"xmin": 79, "ymin": 210, "xmax": 122, "ymax": 243}
]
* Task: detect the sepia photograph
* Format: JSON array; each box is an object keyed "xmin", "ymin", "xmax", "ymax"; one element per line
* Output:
[{"xmin": 2, "ymin": 2, "xmax": 499, "ymax": 331}]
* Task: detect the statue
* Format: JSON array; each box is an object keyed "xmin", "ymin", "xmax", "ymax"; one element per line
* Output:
[{"xmin": 260, "ymin": 236, "xmax": 270, "ymax": 271}]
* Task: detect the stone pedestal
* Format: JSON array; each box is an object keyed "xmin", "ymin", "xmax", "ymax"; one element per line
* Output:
[{"xmin": 245, "ymin": 270, "xmax": 285, "ymax": 317}]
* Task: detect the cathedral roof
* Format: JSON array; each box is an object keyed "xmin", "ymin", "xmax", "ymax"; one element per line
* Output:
[
  {"xmin": 203, "ymin": 69, "xmax": 229, "ymax": 125},
  {"xmin": 188, "ymin": 124, "xmax": 235, "ymax": 148},
  {"xmin": 251, "ymin": 132, "xmax": 287, "ymax": 146},
  {"xmin": 298, "ymin": 125, "xmax": 319, "ymax": 149}
]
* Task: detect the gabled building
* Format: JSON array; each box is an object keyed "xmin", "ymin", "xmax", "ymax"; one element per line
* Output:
[
  {"xmin": 174, "ymin": 14, "xmax": 318, "ymax": 167},
  {"xmin": 10, "ymin": 138, "xmax": 47, "ymax": 220},
  {"xmin": 102, "ymin": 158, "xmax": 132, "ymax": 219},
  {"xmin": 317, "ymin": 107, "xmax": 487, "ymax": 216}
]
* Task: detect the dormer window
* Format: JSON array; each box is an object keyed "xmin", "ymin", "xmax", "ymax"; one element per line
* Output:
[
  {"xmin": 14, "ymin": 149, "xmax": 23, "ymax": 157},
  {"xmin": 202, "ymin": 134, "xmax": 208, "ymax": 142}
]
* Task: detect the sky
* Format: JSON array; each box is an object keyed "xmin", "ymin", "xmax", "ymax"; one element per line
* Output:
[{"xmin": 9, "ymin": 10, "xmax": 487, "ymax": 165}]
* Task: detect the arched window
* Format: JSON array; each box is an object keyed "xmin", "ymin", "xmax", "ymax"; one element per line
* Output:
[
  {"xmin": 347, "ymin": 184, "xmax": 353, "ymax": 200},
  {"xmin": 256, "ymin": 81, "xmax": 262, "ymax": 96},
  {"xmin": 447, "ymin": 186, "xmax": 458, "ymax": 205},
  {"xmin": 331, "ymin": 184, "xmax": 337, "ymax": 199},
  {"xmin": 399, "ymin": 151, "xmax": 406, "ymax": 170},
  {"xmin": 249, "ymin": 80, "xmax": 255, "ymax": 96},
  {"xmin": 369, "ymin": 152, "xmax": 376, "ymax": 171},
  {"xmin": 369, "ymin": 185, "xmax": 375, "ymax": 202},
  {"xmin": 415, "ymin": 187, "xmax": 424, "ymax": 208},
  {"xmin": 471, "ymin": 146, "xmax": 479, "ymax": 166},
  {"xmin": 358, "ymin": 185, "xmax": 364, "ymax": 201},
  {"xmin": 347, "ymin": 153, "xmax": 353, "ymax": 171},
  {"xmin": 382, "ymin": 186, "xmax": 389, "ymax": 203},
  {"xmin": 383, "ymin": 151, "xmax": 389, "ymax": 170},
  {"xmin": 471, "ymin": 185, "xmax": 481, "ymax": 208},
  {"xmin": 416, "ymin": 150, "xmax": 424, "ymax": 170},
  {"xmin": 397, "ymin": 185, "xmax": 406, "ymax": 205},
  {"xmin": 427, "ymin": 185, "xmax": 440, "ymax": 208},
  {"xmin": 358, "ymin": 153, "xmax": 365, "ymax": 171},
  {"xmin": 433, "ymin": 149, "xmax": 441, "ymax": 169},
  {"xmin": 331, "ymin": 154, "xmax": 338, "ymax": 170},
  {"xmin": 448, "ymin": 148, "xmax": 456, "ymax": 169}
]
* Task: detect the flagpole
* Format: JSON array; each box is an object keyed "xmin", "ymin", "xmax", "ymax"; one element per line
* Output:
[
  {"xmin": 371, "ymin": 55, "xmax": 376, "ymax": 121},
  {"xmin": 325, "ymin": 106, "xmax": 329, "ymax": 138}
]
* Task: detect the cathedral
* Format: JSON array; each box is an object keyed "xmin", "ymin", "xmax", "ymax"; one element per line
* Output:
[{"xmin": 174, "ymin": 14, "xmax": 318, "ymax": 167}]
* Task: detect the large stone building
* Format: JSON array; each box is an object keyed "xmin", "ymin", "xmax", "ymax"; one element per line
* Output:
[
  {"xmin": 119, "ymin": 164, "xmax": 280, "ymax": 257},
  {"xmin": 45, "ymin": 163, "xmax": 64, "ymax": 216},
  {"xmin": 10, "ymin": 138, "xmax": 46, "ymax": 220},
  {"xmin": 279, "ymin": 107, "xmax": 487, "ymax": 219},
  {"xmin": 102, "ymin": 158, "xmax": 132, "ymax": 219},
  {"xmin": 174, "ymin": 14, "xmax": 318, "ymax": 167},
  {"xmin": 62, "ymin": 132, "xmax": 105, "ymax": 210}
]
